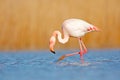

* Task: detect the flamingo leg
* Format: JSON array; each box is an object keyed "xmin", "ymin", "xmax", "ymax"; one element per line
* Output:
[
  {"xmin": 78, "ymin": 38, "xmax": 84, "ymax": 59},
  {"xmin": 57, "ymin": 38, "xmax": 87, "ymax": 62},
  {"xmin": 58, "ymin": 52, "xmax": 79, "ymax": 61},
  {"xmin": 79, "ymin": 38, "xmax": 87, "ymax": 54}
]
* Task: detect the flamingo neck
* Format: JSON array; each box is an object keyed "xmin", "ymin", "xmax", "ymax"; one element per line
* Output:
[{"xmin": 53, "ymin": 31, "xmax": 69, "ymax": 44}]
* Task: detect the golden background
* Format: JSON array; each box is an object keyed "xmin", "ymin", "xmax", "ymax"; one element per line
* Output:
[{"xmin": 0, "ymin": 0, "xmax": 120, "ymax": 50}]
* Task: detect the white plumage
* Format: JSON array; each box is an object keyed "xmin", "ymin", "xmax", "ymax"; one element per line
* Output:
[{"xmin": 62, "ymin": 19, "xmax": 94, "ymax": 37}]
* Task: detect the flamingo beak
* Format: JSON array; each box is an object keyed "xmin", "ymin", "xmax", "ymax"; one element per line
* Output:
[
  {"xmin": 49, "ymin": 36, "xmax": 56, "ymax": 54},
  {"xmin": 50, "ymin": 46, "xmax": 55, "ymax": 54}
]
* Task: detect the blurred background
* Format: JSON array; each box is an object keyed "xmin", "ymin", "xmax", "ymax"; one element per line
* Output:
[{"xmin": 0, "ymin": 0, "xmax": 120, "ymax": 50}]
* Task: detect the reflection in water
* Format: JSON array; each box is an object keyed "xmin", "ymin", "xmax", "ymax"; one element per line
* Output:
[{"xmin": 56, "ymin": 61, "xmax": 91, "ymax": 66}]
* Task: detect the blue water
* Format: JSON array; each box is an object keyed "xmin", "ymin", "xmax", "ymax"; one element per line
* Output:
[{"xmin": 0, "ymin": 49, "xmax": 120, "ymax": 80}]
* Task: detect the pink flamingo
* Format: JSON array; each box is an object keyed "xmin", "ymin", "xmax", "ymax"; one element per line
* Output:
[{"xmin": 49, "ymin": 18, "xmax": 100, "ymax": 61}]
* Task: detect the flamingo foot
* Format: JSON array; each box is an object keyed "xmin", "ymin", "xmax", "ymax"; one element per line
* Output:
[{"xmin": 58, "ymin": 55, "xmax": 66, "ymax": 61}]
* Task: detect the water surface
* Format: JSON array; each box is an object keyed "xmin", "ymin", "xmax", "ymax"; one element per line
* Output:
[{"xmin": 0, "ymin": 49, "xmax": 120, "ymax": 80}]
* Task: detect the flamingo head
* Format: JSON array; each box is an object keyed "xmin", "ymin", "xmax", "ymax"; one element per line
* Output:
[
  {"xmin": 87, "ymin": 26, "xmax": 101, "ymax": 32},
  {"xmin": 49, "ymin": 36, "xmax": 56, "ymax": 54}
]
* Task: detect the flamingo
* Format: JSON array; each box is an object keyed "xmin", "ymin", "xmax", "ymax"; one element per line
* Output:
[{"xmin": 49, "ymin": 18, "xmax": 100, "ymax": 61}]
